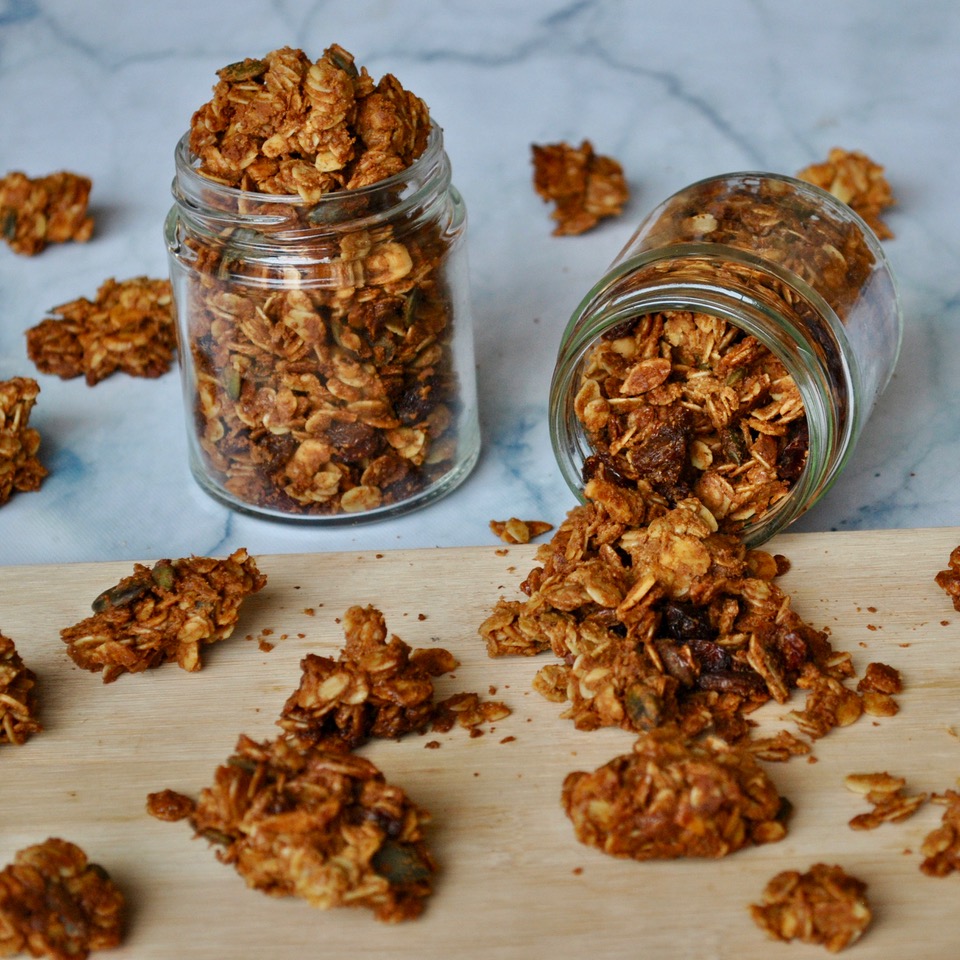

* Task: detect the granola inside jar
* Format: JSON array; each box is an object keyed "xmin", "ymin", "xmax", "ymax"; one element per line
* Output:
[
  {"xmin": 164, "ymin": 54, "xmax": 479, "ymax": 522},
  {"xmin": 550, "ymin": 172, "xmax": 902, "ymax": 546}
]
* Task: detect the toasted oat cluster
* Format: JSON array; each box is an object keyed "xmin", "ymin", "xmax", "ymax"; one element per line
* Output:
[
  {"xmin": 531, "ymin": 139, "xmax": 629, "ymax": 235},
  {"xmin": 190, "ymin": 44, "xmax": 430, "ymax": 196},
  {"xmin": 60, "ymin": 549, "xmax": 267, "ymax": 682},
  {"xmin": 0, "ymin": 170, "xmax": 93, "ymax": 256},
  {"xmin": 0, "ymin": 632, "xmax": 41, "ymax": 746},
  {"xmin": 26, "ymin": 276, "xmax": 175, "ymax": 386},
  {"xmin": 279, "ymin": 605, "xmax": 508, "ymax": 748},
  {"xmin": 796, "ymin": 147, "xmax": 895, "ymax": 240},
  {"xmin": 147, "ymin": 733, "xmax": 436, "ymax": 922},
  {"xmin": 562, "ymin": 725, "xmax": 788, "ymax": 860},
  {"xmin": 750, "ymin": 863, "xmax": 872, "ymax": 953},
  {"xmin": 0, "ymin": 376, "xmax": 47, "ymax": 507},
  {"xmin": 935, "ymin": 546, "xmax": 960, "ymax": 612},
  {"xmin": 0, "ymin": 838, "xmax": 124, "ymax": 959},
  {"xmin": 855, "ymin": 661, "xmax": 902, "ymax": 717},
  {"xmin": 489, "ymin": 517, "xmax": 554, "ymax": 544},
  {"xmin": 843, "ymin": 771, "xmax": 927, "ymax": 831},
  {"xmin": 920, "ymin": 787, "xmax": 960, "ymax": 877}
]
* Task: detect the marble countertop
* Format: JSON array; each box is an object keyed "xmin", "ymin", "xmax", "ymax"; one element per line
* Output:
[{"xmin": 2, "ymin": 0, "xmax": 959, "ymax": 567}]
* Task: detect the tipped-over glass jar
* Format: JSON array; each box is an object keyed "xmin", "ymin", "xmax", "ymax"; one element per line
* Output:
[
  {"xmin": 550, "ymin": 172, "xmax": 903, "ymax": 546},
  {"xmin": 165, "ymin": 122, "xmax": 480, "ymax": 522}
]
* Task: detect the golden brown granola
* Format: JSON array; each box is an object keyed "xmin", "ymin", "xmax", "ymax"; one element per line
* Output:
[
  {"xmin": 844, "ymin": 771, "xmax": 928, "ymax": 830},
  {"xmin": 0, "ymin": 632, "xmax": 41, "ymax": 746},
  {"xmin": 0, "ymin": 170, "xmax": 93, "ymax": 256},
  {"xmin": 489, "ymin": 517, "xmax": 554, "ymax": 544},
  {"xmin": 935, "ymin": 546, "xmax": 960, "ymax": 612},
  {"xmin": 797, "ymin": 147, "xmax": 895, "ymax": 240},
  {"xmin": 562, "ymin": 725, "xmax": 789, "ymax": 860},
  {"xmin": 750, "ymin": 862, "xmax": 871, "ymax": 953},
  {"xmin": 0, "ymin": 377, "xmax": 47, "ymax": 507},
  {"xmin": 148, "ymin": 733, "xmax": 435, "ymax": 922},
  {"xmin": 60, "ymin": 549, "xmax": 267, "ymax": 682},
  {"xmin": 0, "ymin": 837, "xmax": 124, "ymax": 959},
  {"xmin": 531, "ymin": 139, "xmax": 628, "ymax": 236},
  {"xmin": 26, "ymin": 276, "xmax": 175, "ymax": 386},
  {"xmin": 920, "ymin": 787, "xmax": 960, "ymax": 877}
]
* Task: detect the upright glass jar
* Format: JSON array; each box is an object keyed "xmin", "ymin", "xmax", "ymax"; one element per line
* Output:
[
  {"xmin": 165, "ymin": 122, "xmax": 480, "ymax": 522},
  {"xmin": 550, "ymin": 172, "xmax": 902, "ymax": 546}
]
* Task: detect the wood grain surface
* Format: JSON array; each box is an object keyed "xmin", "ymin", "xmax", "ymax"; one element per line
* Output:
[{"xmin": 2, "ymin": 527, "xmax": 960, "ymax": 959}]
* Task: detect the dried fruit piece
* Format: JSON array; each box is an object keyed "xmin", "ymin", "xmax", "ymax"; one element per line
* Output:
[
  {"xmin": 0, "ymin": 837, "xmax": 124, "ymax": 959},
  {"xmin": 26, "ymin": 277, "xmax": 175, "ymax": 386},
  {"xmin": 531, "ymin": 139, "xmax": 629, "ymax": 235},
  {"xmin": 0, "ymin": 170, "xmax": 93, "ymax": 255},
  {"xmin": 0, "ymin": 377, "xmax": 46, "ymax": 507},
  {"xmin": 489, "ymin": 517, "xmax": 554, "ymax": 544},
  {"xmin": 60, "ymin": 549, "xmax": 267, "ymax": 682},
  {"xmin": 750, "ymin": 862, "xmax": 871, "ymax": 953},
  {"xmin": 0, "ymin": 632, "xmax": 41, "ymax": 745},
  {"xmin": 935, "ymin": 545, "xmax": 960, "ymax": 612},
  {"xmin": 150, "ymin": 733, "xmax": 435, "ymax": 922},
  {"xmin": 562, "ymin": 725, "xmax": 789, "ymax": 860}
]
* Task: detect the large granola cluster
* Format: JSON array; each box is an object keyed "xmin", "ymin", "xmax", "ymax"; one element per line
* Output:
[
  {"xmin": 190, "ymin": 45, "xmax": 430, "ymax": 196},
  {"xmin": 0, "ymin": 632, "xmax": 41, "ymax": 746},
  {"xmin": 0, "ymin": 170, "xmax": 93, "ymax": 256},
  {"xmin": 562, "ymin": 725, "xmax": 788, "ymax": 860},
  {"xmin": 0, "ymin": 838, "xmax": 125, "ymax": 959},
  {"xmin": 26, "ymin": 277, "xmax": 175, "ymax": 386},
  {"xmin": 60, "ymin": 549, "xmax": 267, "ymax": 682},
  {"xmin": 0, "ymin": 377, "xmax": 46, "ymax": 507},
  {"xmin": 148, "ymin": 734, "xmax": 436, "ymax": 923}
]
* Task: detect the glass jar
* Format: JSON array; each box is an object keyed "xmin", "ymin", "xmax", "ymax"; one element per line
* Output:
[
  {"xmin": 550, "ymin": 172, "xmax": 903, "ymax": 546},
  {"xmin": 165, "ymin": 122, "xmax": 480, "ymax": 522}
]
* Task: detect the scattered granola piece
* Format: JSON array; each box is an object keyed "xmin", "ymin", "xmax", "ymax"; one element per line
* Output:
[
  {"xmin": 431, "ymin": 691, "xmax": 511, "ymax": 733},
  {"xmin": 796, "ymin": 147, "xmax": 895, "ymax": 239},
  {"xmin": 746, "ymin": 728, "xmax": 812, "ymax": 762},
  {"xmin": 0, "ymin": 837, "xmax": 124, "ymax": 959},
  {"xmin": 562, "ymin": 726, "xmax": 789, "ymax": 860},
  {"xmin": 0, "ymin": 632, "xmax": 41, "ymax": 745},
  {"xmin": 750, "ymin": 862, "xmax": 871, "ymax": 953},
  {"xmin": 935, "ymin": 546, "xmax": 960, "ymax": 612},
  {"xmin": 150, "ymin": 733, "xmax": 436, "ymax": 922},
  {"xmin": 844, "ymin": 771, "xmax": 927, "ymax": 830},
  {"xmin": 26, "ymin": 276, "xmax": 175, "ymax": 386},
  {"xmin": 531, "ymin": 139, "xmax": 629, "ymax": 235},
  {"xmin": 145, "ymin": 788, "xmax": 196, "ymax": 823},
  {"xmin": 0, "ymin": 170, "xmax": 93, "ymax": 256},
  {"xmin": 489, "ymin": 517, "xmax": 554, "ymax": 544},
  {"xmin": 60, "ymin": 549, "xmax": 267, "ymax": 682},
  {"xmin": 0, "ymin": 377, "xmax": 47, "ymax": 506},
  {"xmin": 920, "ymin": 787, "xmax": 960, "ymax": 877}
]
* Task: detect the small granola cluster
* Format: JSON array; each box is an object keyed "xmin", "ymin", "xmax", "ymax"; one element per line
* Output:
[
  {"xmin": 796, "ymin": 146, "xmax": 895, "ymax": 239},
  {"xmin": 562, "ymin": 725, "xmax": 789, "ymax": 860},
  {"xmin": 934, "ymin": 545, "xmax": 960, "ymax": 611},
  {"xmin": 844, "ymin": 772, "xmax": 927, "ymax": 831},
  {"xmin": 921, "ymin": 788, "xmax": 960, "ymax": 877},
  {"xmin": 148, "ymin": 734, "xmax": 436, "ymax": 923},
  {"xmin": 0, "ymin": 377, "xmax": 47, "ymax": 507},
  {"xmin": 190, "ymin": 45, "xmax": 430, "ymax": 196},
  {"xmin": 278, "ymin": 604, "xmax": 509, "ymax": 749},
  {"xmin": 0, "ymin": 632, "xmax": 41, "ymax": 746},
  {"xmin": 0, "ymin": 170, "xmax": 93, "ymax": 256},
  {"xmin": 488, "ymin": 517, "xmax": 554, "ymax": 545},
  {"xmin": 60, "ymin": 549, "xmax": 267, "ymax": 682},
  {"xmin": 749, "ymin": 862, "xmax": 872, "ymax": 953},
  {"xmin": 531, "ymin": 139, "xmax": 629, "ymax": 235},
  {"xmin": 26, "ymin": 276, "xmax": 175, "ymax": 386},
  {"xmin": 0, "ymin": 838, "xmax": 125, "ymax": 959}
]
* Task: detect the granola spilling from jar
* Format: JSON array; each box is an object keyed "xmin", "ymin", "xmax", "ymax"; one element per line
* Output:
[
  {"xmin": 171, "ymin": 44, "xmax": 472, "ymax": 517},
  {"xmin": 0, "ymin": 838, "xmax": 125, "ymax": 959},
  {"xmin": 0, "ymin": 377, "xmax": 47, "ymax": 507},
  {"xmin": 561, "ymin": 725, "xmax": 789, "ymax": 860},
  {"xmin": 0, "ymin": 632, "xmax": 41, "ymax": 746},
  {"xmin": 147, "ymin": 733, "xmax": 436, "ymax": 923},
  {"xmin": 60, "ymin": 549, "xmax": 266, "ymax": 682},
  {"xmin": 0, "ymin": 170, "xmax": 94, "ymax": 256}
]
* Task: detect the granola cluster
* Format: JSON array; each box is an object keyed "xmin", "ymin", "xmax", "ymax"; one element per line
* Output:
[
  {"xmin": 934, "ymin": 545, "xmax": 960, "ymax": 611},
  {"xmin": 0, "ymin": 170, "xmax": 93, "ymax": 256},
  {"xmin": 26, "ymin": 276, "xmax": 175, "ymax": 386},
  {"xmin": 0, "ymin": 632, "xmax": 41, "ymax": 746},
  {"xmin": 0, "ymin": 377, "xmax": 47, "ymax": 507},
  {"xmin": 278, "ymin": 604, "xmax": 509, "ymax": 749},
  {"xmin": 488, "ymin": 517, "xmax": 554, "ymax": 545},
  {"xmin": 921, "ymin": 787, "xmax": 960, "ymax": 877},
  {"xmin": 844, "ymin": 772, "xmax": 927, "ymax": 831},
  {"xmin": 796, "ymin": 147, "xmax": 895, "ymax": 239},
  {"xmin": 531, "ymin": 139, "xmax": 629, "ymax": 235},
  {"xmin": 749, "ymin": 862, "xmax": 872, "ymax": 953},
  {"xmin": 147, "ymin": 734, "xmax": 435, "ymax": 923},
  {"xmin": 562, "ymin": 725, "xmax": 788, "ymax": 860},
  {"xmin": 60, "ymin": 549, "xmax": 266, "ymax": 682},
  {"xmin": 0, "ymin": 838, "xmax": 125, "ymax": 959}
]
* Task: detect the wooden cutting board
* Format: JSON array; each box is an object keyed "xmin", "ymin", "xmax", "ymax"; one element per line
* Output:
[{"xmin": 2, "ymin": 527, "xmax": 960, "ymax": 959}]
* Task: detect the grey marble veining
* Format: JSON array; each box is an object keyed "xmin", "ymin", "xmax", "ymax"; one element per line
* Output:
[{"xmin": 2, "ymin": 0, "xmax": 959, "ymax": 565}]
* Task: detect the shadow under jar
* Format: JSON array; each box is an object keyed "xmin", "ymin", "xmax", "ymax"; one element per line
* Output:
[
  {"xmin": 165, "ymin": 122, "xmax": 480, "ymax": 522},
  {"xmin": 550, "ymin": 172, "xmax": 903, "ymax": 546}
]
